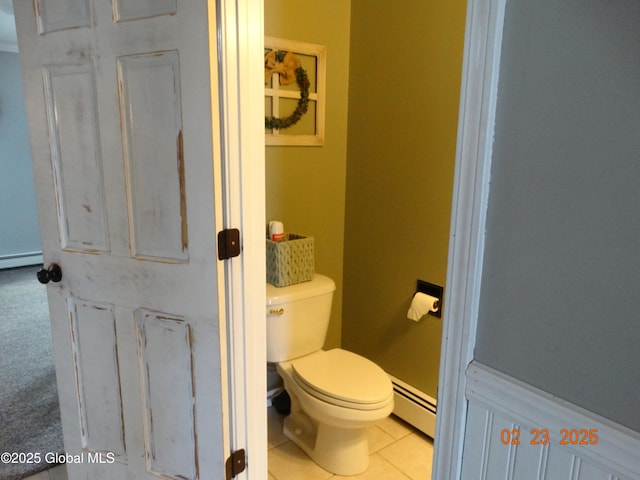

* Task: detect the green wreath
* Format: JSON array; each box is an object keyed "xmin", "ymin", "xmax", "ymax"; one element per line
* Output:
[{"xmin": 265, "ymin": 51, "xmax": 311, "ymax": 130}]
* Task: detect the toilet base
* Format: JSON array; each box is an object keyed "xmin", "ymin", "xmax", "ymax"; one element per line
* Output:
[
  {"xmin": 274, "ymin": 352, "xmax": 394, "ymax": 475},
  {"xmin": 283, "ymin": 410, "xmax": 369, "ymax": 476}
]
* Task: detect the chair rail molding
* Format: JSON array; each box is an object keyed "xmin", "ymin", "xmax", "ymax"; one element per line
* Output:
[{"xmin": 462, "ymin": 361, "xmax": 640, "ymax": 480}]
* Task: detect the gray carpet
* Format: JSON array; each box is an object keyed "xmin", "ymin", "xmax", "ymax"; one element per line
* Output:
[{"xmin": 0, "ymin": 266, "xmax": 64, "ymax": 480}]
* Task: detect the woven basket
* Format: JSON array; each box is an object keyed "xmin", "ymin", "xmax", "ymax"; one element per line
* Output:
[{"xmin": 266, "ymin": 233, "xmax": 314, "ymax": 287}]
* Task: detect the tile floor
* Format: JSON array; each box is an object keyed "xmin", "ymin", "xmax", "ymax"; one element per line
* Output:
[
  {"xmin": 24, "ymin": 410, "xmax": 433, "ymax": 480},
  {"xmin": 268, "ymin": 407, "xmax": 434, "ymax": 480}
]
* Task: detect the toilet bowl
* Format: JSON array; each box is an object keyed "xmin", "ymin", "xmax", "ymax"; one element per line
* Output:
[
  {"xmin": 277, "ymin": 349, "xmax": 393, "ymax": 475},
  {"xmin": 267, "ymin": 275, "xmax": 394, "ymax": 475}
]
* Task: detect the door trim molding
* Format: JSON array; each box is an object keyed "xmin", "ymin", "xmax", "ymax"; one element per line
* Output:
[
  {"xmin": 215, "ymin": 0, "xmax": 267, "ymax": 478},
  {"xmin": 432, "ymin": 1, "xmax": 506, "ymax": 478}
]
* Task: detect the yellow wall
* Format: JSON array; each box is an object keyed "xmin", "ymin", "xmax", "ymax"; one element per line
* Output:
[
  {"xmin": 264, "ymin": 0, "xmax": 351, "ymax": 349},
  {"xmin": 342, "ymin": 0, "xmax": 467, "ymax": 396},
  {"xmin": 265, "ymin": 1, "xmax": 467, "ymax": 395}
]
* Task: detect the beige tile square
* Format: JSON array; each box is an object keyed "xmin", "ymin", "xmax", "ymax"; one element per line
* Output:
[
  {"xmin": 268, "ymin": 441, "xmax": 334, "ymax": 480},
  {"xmin": 376, "ymin": 415, "xmax": 415, "ymax": 440},
  {"xmin": 268, "ymin": 407, "xmax": 288, "ymax": 449},
  {"xmin": 48, "ymin": 465, "xmax": 68, "ymax": 480},
  {"xmin": 333, "ymin": 454, "xmax": 411, "ymax": 480},
  {"xmin": 378, "ymin": 433, "xmax": 434, "ymax": 480},
  {"xmin": 23, "ymin": 471, "xmax": 50, "ymax": 480},
  {"xmin": 367, "ymin": 424, "xmax": 396, "ymax": 454}
]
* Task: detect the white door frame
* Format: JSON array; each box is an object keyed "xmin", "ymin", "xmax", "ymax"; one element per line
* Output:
[
  {"xmin": 223, "ymin": 0, "xmax": 507, "ymax": 479},
  {"xmin": 432, "ymin": 1, "xmax": 506, "ymax": 478},
  {"xmin": 215, "ymin": 0, "xmax": 268, "ymax": 478}
]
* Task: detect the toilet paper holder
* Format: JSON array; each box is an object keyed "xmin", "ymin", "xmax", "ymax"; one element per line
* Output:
[{"xmin": 416, "ymin": 280, "xmax": 443, "ymax": 318}]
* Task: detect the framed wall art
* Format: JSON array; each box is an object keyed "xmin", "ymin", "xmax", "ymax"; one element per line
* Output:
[{"xmin": 265, "ymin": 37, "xmax": 326, "ymax": 146}]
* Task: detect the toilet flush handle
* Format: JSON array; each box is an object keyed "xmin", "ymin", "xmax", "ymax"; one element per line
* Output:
[{"xmin": 269, "ymin": 308, "xmax": 284, "ymax": 315}]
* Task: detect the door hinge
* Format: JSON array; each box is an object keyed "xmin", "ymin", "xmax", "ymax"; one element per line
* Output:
[
  {"xmin": 217, "ymin": 228, "xmax": 241, "ymax": 260},
  {"xmin": 225, "ymin": 448, "xmax": 246, "ymax": 479}
]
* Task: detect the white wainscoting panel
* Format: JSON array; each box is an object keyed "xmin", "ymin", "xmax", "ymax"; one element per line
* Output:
[{"xmin": 461, "ymin": 361, "xmax": 640, "ymax": 480}]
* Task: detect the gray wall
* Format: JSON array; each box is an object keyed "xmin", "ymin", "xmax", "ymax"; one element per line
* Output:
[
  {"xmin": 0, "ymin": 51, "xmax": 41, "ymax": 263},
  {"xmin": 476, "ymin": 0, "xmax": 640, "ymax": 432}
]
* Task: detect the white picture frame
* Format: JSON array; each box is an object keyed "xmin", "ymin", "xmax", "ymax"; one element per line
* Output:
[{"xmin": 264, "ymin": 37, "xmax": 326, "ymax": 146}]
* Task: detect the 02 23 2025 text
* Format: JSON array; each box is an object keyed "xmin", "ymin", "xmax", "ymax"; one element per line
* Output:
[{"xmin": 500, "ymin": 428, "xmax": 599, "ymax": 446}]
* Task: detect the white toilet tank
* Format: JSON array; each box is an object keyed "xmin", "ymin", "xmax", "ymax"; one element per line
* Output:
[{"xmin": 266, "ymin": 274, "xmax": 335, "ymax": 363}]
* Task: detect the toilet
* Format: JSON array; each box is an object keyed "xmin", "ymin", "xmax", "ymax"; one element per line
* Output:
[{"xmin": 267, "ymin": 274, "xmax": 394, "ymax": 476}]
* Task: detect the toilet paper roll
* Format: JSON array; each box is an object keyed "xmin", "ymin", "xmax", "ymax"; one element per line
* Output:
[{"xmin": 407, "ymin": 292, "xmax": 440, "ymax": 322}]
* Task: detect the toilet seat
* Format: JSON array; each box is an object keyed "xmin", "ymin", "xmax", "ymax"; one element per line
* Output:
[{"xmin": 291, "ymin": 349, "xmax": 393, "ymax": 411}]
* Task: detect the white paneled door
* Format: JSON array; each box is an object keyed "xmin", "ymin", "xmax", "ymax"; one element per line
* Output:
[{"xmin": 14, "ymin": 1, "xmax": 227, "ymax": 478}]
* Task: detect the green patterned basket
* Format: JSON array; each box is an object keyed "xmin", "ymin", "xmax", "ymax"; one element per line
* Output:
[{"xmin": 266, "ymin": 233, "xmax": 314, "ymax": 287}]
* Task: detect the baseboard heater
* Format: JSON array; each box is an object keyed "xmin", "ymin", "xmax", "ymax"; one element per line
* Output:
[{"xmin": 388, "ymin": 374, "xmax": 436, "ymax": 439}]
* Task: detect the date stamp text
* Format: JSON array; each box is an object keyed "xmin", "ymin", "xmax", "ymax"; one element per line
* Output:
[{"xmin": 500, "ymin": 428, "xmax": 599, "ymax": 446}]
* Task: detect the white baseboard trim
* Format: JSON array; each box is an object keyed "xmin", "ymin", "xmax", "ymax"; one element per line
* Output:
[
  {"xmin": 462, "ymin": 361, "xmax": 640, "ymax": 480},
  {"xmin": 0, "ymin": 253, "xmax": 43, "ymax": 270},
  {"xmin": 388, "ymin": 374, "xmax": 436, "ymax": 438}
]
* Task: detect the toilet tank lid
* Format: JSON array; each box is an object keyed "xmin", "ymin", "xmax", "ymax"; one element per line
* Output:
[{"xmin": 267, "ymin": 274, "xmax": 335, "ymax": 305}]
